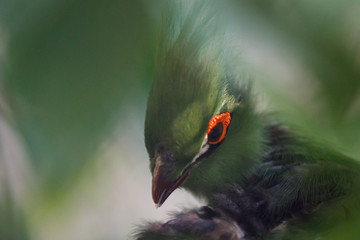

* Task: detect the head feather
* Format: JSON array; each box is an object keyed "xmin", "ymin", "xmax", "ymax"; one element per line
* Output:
[{"xmin": 145, "ymin": 1, "xmax": 231, "ymax": 161}]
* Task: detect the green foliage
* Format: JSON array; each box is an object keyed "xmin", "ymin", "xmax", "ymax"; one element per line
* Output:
[{"xmin": 0, "ymin": 0, "xmax": 359, "ymax": 239}]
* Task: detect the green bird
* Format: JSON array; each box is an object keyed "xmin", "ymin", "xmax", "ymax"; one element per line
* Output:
[{"xmin": 137, "ymin": 2, "xmax": 360, "ymax": 239}]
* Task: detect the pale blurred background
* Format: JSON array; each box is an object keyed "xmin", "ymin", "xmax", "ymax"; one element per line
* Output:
[{"xmin": 0, "ymin": 1, "xmax": 360, "ymax": 240}]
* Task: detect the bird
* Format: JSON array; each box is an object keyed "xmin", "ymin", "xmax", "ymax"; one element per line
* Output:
[{"xmin": 136, "ymin": 1, "xmax": 360, "ymax": 239}]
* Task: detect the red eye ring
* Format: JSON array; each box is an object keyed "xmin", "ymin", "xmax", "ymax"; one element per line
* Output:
[{"xmin": 207, "ymin": 112, "xmax": 231, "ymax": 145}]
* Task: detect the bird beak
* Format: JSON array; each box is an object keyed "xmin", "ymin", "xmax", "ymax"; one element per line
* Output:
[{"xmin": 152, "ymin": 154, "xmax": 191, "ymax": 207}]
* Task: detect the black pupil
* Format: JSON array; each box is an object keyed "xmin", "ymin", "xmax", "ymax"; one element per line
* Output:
[{"xmin": 208, "ymin": 122, "xmax": 224, "ymax": 143}]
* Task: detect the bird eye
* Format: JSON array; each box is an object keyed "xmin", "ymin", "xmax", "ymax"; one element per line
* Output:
[{"xmin": 207, "ymin": 112, "xmax": 231, "ymax": 145}]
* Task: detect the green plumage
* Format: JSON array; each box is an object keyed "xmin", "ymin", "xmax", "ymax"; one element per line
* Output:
[
  {"xmin": 145, "ymin": 2, "xmax": 227, "ymax": 168},
  {"xmin": 145, "ymin": 1, "xmax": 262, "ymax": 196}
]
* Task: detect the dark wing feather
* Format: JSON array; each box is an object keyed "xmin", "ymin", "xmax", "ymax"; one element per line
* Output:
[
  {"xmin": 211, "ymin": 124, "xmax": 360, "ymax": 238},
  {"xmin": 134, "ymin": 206, "xmax": 245, "ymax": 240}
]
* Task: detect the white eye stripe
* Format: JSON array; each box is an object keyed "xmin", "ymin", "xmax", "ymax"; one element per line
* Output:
[{"xmin": 191, "ymin": 135, "xmax": 210, "ymax": 164}]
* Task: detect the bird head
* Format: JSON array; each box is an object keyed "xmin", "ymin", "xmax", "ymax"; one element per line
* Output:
[{"xmin": 145, "ymin": 2, "xmax": 265, "ymax": 207}]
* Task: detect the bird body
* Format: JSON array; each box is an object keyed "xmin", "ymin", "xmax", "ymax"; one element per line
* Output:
[{"xmin": 136, "ymin": 2, "xmax": 360, "ymax": 239}]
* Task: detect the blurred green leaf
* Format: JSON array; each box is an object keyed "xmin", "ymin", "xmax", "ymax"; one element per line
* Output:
[{"xmin": 3, "ymin": 0, "xmax": 156, "ymax": 196}]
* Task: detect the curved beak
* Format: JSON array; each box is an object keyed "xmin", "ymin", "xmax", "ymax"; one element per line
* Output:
[{"xmin": 152, "ymin": 154, "xmax": 191, "ymax": 208}]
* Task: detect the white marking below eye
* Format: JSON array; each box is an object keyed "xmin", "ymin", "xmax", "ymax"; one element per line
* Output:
[
  {"xmin": 191, "ymin": 135, "xmax": 209, "ymax": 164},
  {"xmin": 219, "ymin": 99, "xmax": 227, "ymax": 111}
]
